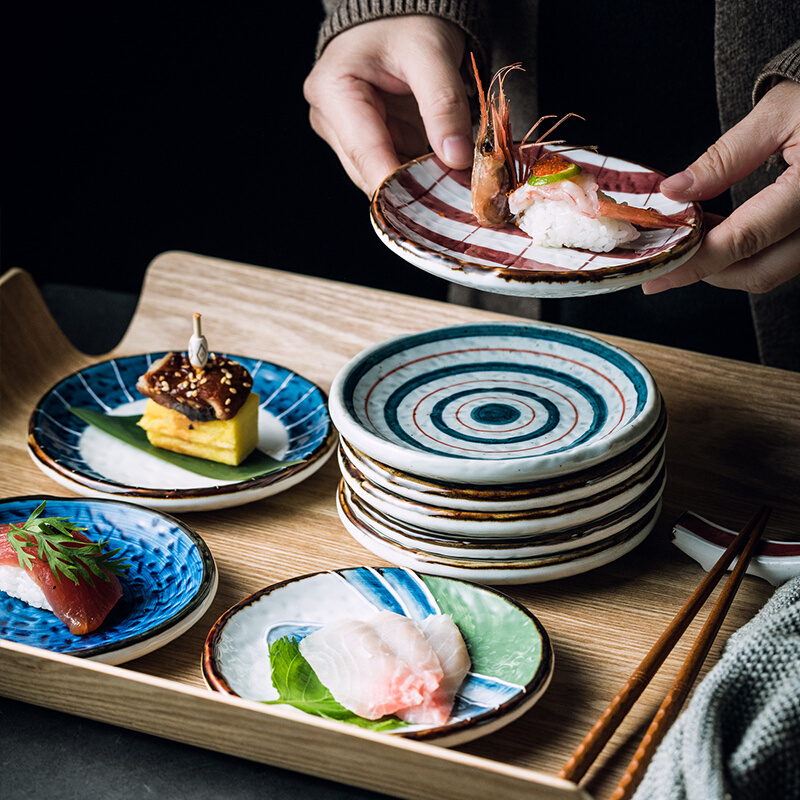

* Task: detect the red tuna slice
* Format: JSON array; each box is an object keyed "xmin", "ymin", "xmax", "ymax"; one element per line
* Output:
[{"xmin": 0, "ymin": 523, "xmax": 123, "ymax": 635}]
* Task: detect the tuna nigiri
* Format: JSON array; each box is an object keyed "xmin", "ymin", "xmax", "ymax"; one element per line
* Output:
[{"xmin": 0, "ymin": 503, "xmax": 128, "ymax": 635}]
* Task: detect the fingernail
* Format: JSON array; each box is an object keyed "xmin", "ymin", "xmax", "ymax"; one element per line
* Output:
[
  {"xmin": 660, "ymin": 169, "xmax": 694, "ymax": 194},
  {"xmin": 442, "ymin": 135, "xmax": 473, "ymax": 168},
  {"xmin": 642, "ymin": 277, "xmax": 672, "ymax": 295}
]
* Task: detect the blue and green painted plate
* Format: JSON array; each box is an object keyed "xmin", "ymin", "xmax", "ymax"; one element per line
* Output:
[{"xmin": 203, "ymin": 566, "xmax": 553, "ymax": 746}]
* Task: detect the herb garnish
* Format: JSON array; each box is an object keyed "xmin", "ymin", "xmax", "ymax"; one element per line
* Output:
[
  {"xmin": 5, "ymin": 501, "xmax": 131, "ymax": 586},
  {"xmin": 262, "ymin": 636, "xmax": 408, "ymax": 732}
]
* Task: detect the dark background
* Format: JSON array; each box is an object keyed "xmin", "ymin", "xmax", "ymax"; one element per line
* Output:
[
  {"xmin": 2, "ymin": 4, "xmax": 757, "ymax": 362},
  {"xmin": 2, "ymin": 7, "xmax": 435, "ymax": 300}
]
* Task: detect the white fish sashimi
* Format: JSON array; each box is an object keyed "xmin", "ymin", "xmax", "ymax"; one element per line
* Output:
[
  {"xmin": 298, "ymin": 614, "xmax": 442, "ymax": 720},
  {"xmin": 298, "ymin": 610, "xmax": 471, "ymax": 726},
  {"xmin": 397, "ymin": 614, "xmax": 471, "ymax": 726}
]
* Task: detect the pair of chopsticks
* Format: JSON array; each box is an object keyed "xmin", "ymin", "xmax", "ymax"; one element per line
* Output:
[{"xmin": 558, "ymin": 504, "xmax": 772, "ymax": 800}]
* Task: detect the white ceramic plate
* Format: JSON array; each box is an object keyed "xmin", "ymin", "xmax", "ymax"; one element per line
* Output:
[
  {"xmin": 329, "ymin": 322, "xmax": 660, "ymax": 485},
  {"xmin": 338, "ymin": 479, "xmax": 662, "ymax": 581},
  {"xmin": 337, "ymin": 400, "xmax": 666, "ymax": 511},
  {"xmin": 203, "ymin": 566, "xmax": 553, "ymax": 746},
  {"xmin": 371, "ymin": 147, "xmax": 703, "ymax": 298},
  {"xmin": 0, "ymin": 495, "xmax": 217, "ymax": 664},
  {"xmin": 27, "ymin": 353, "xmax": 337, "ymax": 512}
]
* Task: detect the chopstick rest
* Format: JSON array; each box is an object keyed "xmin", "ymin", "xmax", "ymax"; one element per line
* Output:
[{"xmin": 558, "ymin": 505, "xmax": 772, "ymax": 788}]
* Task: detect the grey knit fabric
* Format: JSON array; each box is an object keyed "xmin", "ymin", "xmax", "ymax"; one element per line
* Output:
[{"xmin": 631, "ymin": 575, "xmax": 800, "ymax": 800}]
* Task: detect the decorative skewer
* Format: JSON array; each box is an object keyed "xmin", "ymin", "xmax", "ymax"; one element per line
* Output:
[
  {"xmin": 558, "ymin": 504, "xmax": 771, "ymax": 788},
  {"xmin": 188, "ymin": 312, "xmax": 209, "ymax": 371}
]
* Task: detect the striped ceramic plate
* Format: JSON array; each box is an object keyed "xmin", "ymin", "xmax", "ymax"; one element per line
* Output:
[{"xmin": 371, "ymin": 147, "xmax": 702, "ymax": 298}]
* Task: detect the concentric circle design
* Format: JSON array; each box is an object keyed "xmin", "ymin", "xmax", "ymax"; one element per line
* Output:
[{"xmin": 330, "ymin": 322, "xmax": 659, "ymax": 484}]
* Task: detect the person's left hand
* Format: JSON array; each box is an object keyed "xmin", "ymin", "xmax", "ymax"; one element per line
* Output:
[{"xmin": 642, "ymin": 79, "xmax": 800, "ymax": 295}]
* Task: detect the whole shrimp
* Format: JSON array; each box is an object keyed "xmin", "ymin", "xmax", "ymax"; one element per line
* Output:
[
  {"xmin": 470, "ymin": 54, "xmax": 518, "ymax": 227},
  {"xmin": 470, "ymin": 56, "xmax": 581, "ymax": 228}
]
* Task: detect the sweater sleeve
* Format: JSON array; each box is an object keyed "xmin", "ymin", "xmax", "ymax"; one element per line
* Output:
[
  {"xmin": 315, "ymin": 0, "xmax": 488, "ymax": 66},
  {"xmin": 753, "ymin": 39, "xmax": 800, "ymax": 103}
]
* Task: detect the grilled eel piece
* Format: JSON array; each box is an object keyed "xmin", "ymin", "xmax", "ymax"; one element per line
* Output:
[{"xmin": 136, "ymin": 352, "xmax": 253, "ymax": 421}]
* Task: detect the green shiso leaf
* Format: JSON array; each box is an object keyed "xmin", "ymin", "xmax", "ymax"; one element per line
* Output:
[
  {"xmin": 262, "ymin": 636, "xmax": 408, "ymax": 732},
  {"xmin": 5, "ymin": 501, "xmax": 131, "ymax": 586},
  {"xmin": 69, "ymin": 407, "xmax": 301, "ymax": 481}
]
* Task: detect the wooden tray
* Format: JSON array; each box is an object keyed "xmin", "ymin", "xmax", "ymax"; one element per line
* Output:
[{"xmin": 3, "ymin": 252, "xmax": 798, "ymax": 800}]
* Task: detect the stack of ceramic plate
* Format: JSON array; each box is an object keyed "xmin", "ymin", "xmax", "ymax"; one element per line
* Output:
[{"xmin": 328, "ymin": 322, "xmax": 666, "ymax": 584}]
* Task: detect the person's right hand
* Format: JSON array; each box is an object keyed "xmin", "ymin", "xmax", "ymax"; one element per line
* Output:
[{"xmin": 303, "ymin": 16, "xmax": 473, "ymax": 196}]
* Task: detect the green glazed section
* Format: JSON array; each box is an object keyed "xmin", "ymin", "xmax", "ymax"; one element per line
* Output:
[{"xmin": 422, "ymin": 575, "xmax": 542, "ymax": 685}]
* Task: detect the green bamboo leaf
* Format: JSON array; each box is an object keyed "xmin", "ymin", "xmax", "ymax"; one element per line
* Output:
[{"xmin": 70, "ymin": 407, "xmax": 302, "ymax": 481}]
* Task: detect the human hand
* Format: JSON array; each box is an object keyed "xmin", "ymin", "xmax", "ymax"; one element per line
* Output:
[
  {"xmin": 642, "ymin": 79, "xmax": 800, "ymax": 295},
  {"xmin": 304, "ymin": 16, "xmax": 472, "ymax": 196}
]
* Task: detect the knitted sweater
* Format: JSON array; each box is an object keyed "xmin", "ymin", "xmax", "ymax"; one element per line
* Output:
[{"xmin": 315, "ymin": 2, "xmax": 800, "ymax": 370}]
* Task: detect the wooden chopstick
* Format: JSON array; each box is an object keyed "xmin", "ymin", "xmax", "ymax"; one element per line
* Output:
[
  {"xmin": 609, "ymin": 503, "xmax": 770, "ymax": 800},
  {"xmin": 559, "ymin": 504, "xmax": 771, "ymax": 786}
]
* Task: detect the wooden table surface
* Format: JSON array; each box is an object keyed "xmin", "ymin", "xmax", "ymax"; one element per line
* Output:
[{"xmin": 2, "ymin": 252, "xmax": 799, "ymax": 800}]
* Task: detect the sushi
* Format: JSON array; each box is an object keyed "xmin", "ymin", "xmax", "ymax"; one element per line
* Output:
[
  {"xmin": 396, "ymin": 614, "xmax": 472, "ymax": 726},
  {"xmin": 0, "ymin": 502, "xmax": 128, "ymax": 635},
  {"xmin": 136, "ymin": 315, "xmax": 260, "ymax": 465},
  {"xmin": 298, "ymin": 610, "xmax": 470, "ymax": 725},
  {"xmin": 469, "ymin": 55, "xmax": 689, "ymax": 250}
]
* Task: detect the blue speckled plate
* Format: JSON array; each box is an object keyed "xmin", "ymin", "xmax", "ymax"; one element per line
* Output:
[
  {"xmin": 203, "ymin": 566, "xmax": 553, "ymax": 746},
  {"xmin": 28, "ymin": 354, "xmax": 337, "ymax": 511},
  {"xmin": 329, "ymin": 322, "xmax": 660, "ymax": 484},
  {"xmin": 0, "ymin": 496, "xmax": 217, "ymax": 664}
]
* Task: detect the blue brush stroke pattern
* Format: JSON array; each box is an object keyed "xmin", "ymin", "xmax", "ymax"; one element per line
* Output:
[
  {"xmin": 0, "ymin": 496, "xmax": 214, "ymax": 659},
  {"xmin": 30, "ymin": 353, "xmax": 332, "ymax": 485}
]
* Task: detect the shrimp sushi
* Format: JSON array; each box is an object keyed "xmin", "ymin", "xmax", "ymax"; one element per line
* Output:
[
  {"xmin": 469, "ymin": 56, "xmax": 690, "ymax": 250},
  {"xmin": 0, "ymin": 504, "xmax": 127, "ymax": 635}
]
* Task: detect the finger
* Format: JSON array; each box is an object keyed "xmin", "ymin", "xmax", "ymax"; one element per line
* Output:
[
  {"xmin": 643, "ymin": 170, "xmax": 800, "ymax": 293},
  {"xmin": 660, "ymin": 80, "xmax": 800, "ymax": 202},
  {"xmin": 310, "ymin": 78, "xmax": 403, "ymax": 196},
  {"xmin": 702, "ymin": 225, "xmax": 800, "ymax": 292},
  {"xmin": 404, "ymin": 58, "xmax": 473, "ymax": 170},
  {"xmin": 308, "ymin": 107, "xmax": 374, "ymax": 195}
]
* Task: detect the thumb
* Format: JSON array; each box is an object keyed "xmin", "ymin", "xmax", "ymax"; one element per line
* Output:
[
  {"xmin": 659, "ymin": 85, "xmax": 790, "ymax": 202},
  {"xmin": 405, "ymin": 58, "xmax": 473, "ymax": 170}
]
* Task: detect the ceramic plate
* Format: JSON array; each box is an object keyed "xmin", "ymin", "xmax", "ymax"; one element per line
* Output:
[
  {"xmin": 341, "ymin": 445, "xmax": 665, "ymax": 536},
  {"xmin": 337, "ymin": 400, "xmax": 667, "ymax": 511},
  {"xmin": 371, "ymin": 147, "xmax": 703, "ymax": 298},
  {"xmin": 28, "ymin": 353, "xmax": 337, "ymax": 511},
  {"xmin": 329, "ymin": 322, "xmax": 660, "ymax": 484},
  {"xmin": 338, "ymin": 487, "xmax": 660, "ymax": 585},
  {"xmin": 0, "ymin": 495, "xmax": 217, "ymax": 664},
  {"xmin": 203, "ymin": 566, "xmax": 553, "ymax": 746}
]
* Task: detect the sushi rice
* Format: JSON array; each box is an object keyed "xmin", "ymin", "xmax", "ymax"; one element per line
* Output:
[
  {"xmin": 515, "ymin": 199, "xmax": 639, "ymax": 252},
  {"xmin": 0, "ymin": 565, "xmax": 53, "ymax": 611}
]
